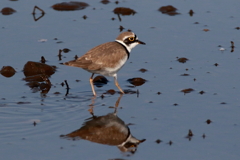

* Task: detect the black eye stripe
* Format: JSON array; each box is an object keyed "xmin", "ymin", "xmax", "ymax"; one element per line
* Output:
[
  {"xmin": 124, "ymin": 39, "xmax": 135, "ymax": 45},
  {"xmin": 124, "ymin": 35, "xmax": 138, "ymax": 44}
]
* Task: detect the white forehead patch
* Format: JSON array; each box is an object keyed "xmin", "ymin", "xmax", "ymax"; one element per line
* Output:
[{"xmin": 115, "ymin": 33, "xmax": 139, "ymax": 52}]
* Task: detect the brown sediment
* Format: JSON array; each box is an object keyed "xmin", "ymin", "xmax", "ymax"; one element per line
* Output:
[{"xmin": 52, "ymin": 2, "xmax": 89, "ymax": 11}]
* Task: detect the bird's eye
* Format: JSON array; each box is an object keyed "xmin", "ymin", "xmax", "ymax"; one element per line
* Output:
[{"xmin": 128, "ymin": 37, "xmax": 135, "ymax": 41}]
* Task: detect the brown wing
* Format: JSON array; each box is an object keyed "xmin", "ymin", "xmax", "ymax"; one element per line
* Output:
[{"xmin": 64, "ymin": 42, "xmax": 127, "ymax": 71}]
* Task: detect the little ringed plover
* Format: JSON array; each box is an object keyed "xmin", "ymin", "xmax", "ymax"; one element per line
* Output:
[{"xmin": 64, "ymin": 31, "xmax": 145, "ymax": 96}]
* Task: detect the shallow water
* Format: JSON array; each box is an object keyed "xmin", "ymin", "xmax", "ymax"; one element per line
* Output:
[{"xmin": 1, "ymin": 0, "xmax": 240, "ymax": 159}]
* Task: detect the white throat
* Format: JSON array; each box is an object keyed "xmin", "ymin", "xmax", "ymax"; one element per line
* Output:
[{"xmin": 115, "ymin": 40, "xmax": 137, "ymax": 53}]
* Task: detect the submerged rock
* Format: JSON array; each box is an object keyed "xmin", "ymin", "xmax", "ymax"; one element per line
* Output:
[{"xmin": 93, "ymin": 76, "xmax": 108, "ymax": 87}]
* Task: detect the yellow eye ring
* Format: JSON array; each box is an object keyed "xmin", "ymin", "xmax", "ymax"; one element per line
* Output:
[{"xmin": 128, "ymin": 37, "xmax": 135, "ymax": 41}]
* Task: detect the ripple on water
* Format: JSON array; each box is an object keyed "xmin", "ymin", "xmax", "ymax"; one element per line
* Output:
[{"xmin": 0, "ymin": 94, "xmax": 99, "ymax": 141}]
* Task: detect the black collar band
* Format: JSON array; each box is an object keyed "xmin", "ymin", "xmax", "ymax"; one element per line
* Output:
[{"xmin": 115, "ymin": 41, "xmax": 130, "ymax": 59}]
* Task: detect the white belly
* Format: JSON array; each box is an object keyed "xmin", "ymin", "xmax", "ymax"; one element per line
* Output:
[{"xmin": 102, "ymin": 56, "xmax": 128, "ymax": 77}]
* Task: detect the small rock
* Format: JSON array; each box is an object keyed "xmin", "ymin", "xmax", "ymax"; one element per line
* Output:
[
  {"xmin": 127, "ymin": 77, "xmax": 147, "ymax": 86},
  {"xmin": 158, "ymin": 5, "xmax": 179, "ymax": 16},
  {"xmin": 1, "ymin": 7, "xmax": 16, "ymax": 15},
  {"xmin": 0, "ymin": 66, "xmax": 16, "ymax": 77},
  {"xmin": 177, "ymin": 57, "xmax": 188, "ymax": 63}
]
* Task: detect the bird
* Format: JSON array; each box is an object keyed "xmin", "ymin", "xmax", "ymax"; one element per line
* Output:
[{"xmin": 64, "ymin": 31, "xmax": 145, "ymax": 96}]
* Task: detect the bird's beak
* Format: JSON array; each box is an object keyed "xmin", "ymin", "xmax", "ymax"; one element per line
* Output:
[{"xmin": 137, "ymin": 40, "xmax": 146, "ymax": 45}]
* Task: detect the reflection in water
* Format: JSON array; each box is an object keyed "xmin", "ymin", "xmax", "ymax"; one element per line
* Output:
[
  {"xmin": 119, "ymin": 25, "xmax": 125, "ymax": 32},
  {"xmin": 185, "ymin": 129, "xmax": 194, "ymax": 141},
  {"xmin": 188, "ymin": 9, "xmax": 194, "ymax": 16},
  {"xmin": 40, "ymin": 56, "xmax": 46, "ymax": 64},
  {"xmin": 23, "ymin": 61, "xmax": 56, "ymax": 96},
  {"xmin": 24, "ymin": 74, "xmax": 51, "ymax": 97},
  {"xmin": 62, "ymin": 95, "xmax": 145, "ymax": 152},
  {"xmin": 32, "ymin": 6, "xmax": 45, "ymax": 21},
  {"xmin": 231, "ymin": 41, "xmax": 235, "ymax": 52},
  {"xmin": 64, "ymin": 80, "xmax": 70, "ymax": 96}
]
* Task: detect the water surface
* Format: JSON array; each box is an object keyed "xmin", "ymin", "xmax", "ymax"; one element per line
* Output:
[{"xmin": 1, "ymin": 0, "xmax": 240, "ymax": 159}]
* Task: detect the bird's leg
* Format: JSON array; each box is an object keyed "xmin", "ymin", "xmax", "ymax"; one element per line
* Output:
[
  {"xmin": 114, "ymin": 75, "xmax": 125, "ymax": 94},
  {"xmin": 114, "ymin": 94, "xmax": 123, "ymax": 114},
  {"xmin": 88, "ymin": 96, "xmax": 96, "ymax": 115},
  {"xmin": 89, "ymin": 73, "xmax": 96, "ymax": 96}
]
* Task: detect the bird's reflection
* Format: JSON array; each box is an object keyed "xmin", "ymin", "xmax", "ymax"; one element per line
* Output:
[{"xmin": 62, "ymin": 95, "xmax": 145, "ymax": 152}]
